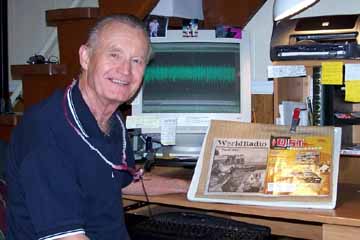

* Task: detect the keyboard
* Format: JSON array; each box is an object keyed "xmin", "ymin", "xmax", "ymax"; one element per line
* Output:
[{"xmin": 126, "ymin": 211, "xmax": 271, "ymax": 240}]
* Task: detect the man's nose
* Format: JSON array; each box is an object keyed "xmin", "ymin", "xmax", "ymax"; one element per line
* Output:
[{"xmin": 117, "ymin": 60, "xmax": 131, "ymax": 75}]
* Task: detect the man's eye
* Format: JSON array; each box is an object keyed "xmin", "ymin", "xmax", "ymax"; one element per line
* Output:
[
  {"xmin": 132, "ymin": 59, "xmax": 143, "ymax": 65},
  {"xmin": 110, "ymin": 53, "xmax": 120, "ymax": 59}
]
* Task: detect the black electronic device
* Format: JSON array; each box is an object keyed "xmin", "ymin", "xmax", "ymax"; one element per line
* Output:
[
  {"xmin": 130, "ymin": 130, "xmax": 197, "ymax": 171},
  {"xmin": 26, "ymin": 54, "xmax": 59, "ymax": 64},
  {"xmin": 126, "ymin": 212, "xmax": 271, "ymax": 240},
  {"xmin": 27, "ymin": 54, "xmax": 46, "ymax": 64},
  {"xmin": 271, "ymin": 14, "xmax": 360, "ymax": 61}
]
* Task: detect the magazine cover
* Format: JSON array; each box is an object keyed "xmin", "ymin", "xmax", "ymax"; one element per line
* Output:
[
  {"xmin": 187, "ymin": 120, "xmax": 342, "ymax": 209},
  {"xmin": 265, "ymin": 135, "xmax": 332, "ymax": 196}
]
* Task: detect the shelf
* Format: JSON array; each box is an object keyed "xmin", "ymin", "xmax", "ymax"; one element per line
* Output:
[
  {"xmin": 0, "ymin": 113, "xmax": 22, "ymax": 126},
  {"xmin": 10, "ymin": 64, "xmax": 69, "ymax": 110},
  {"xmin": 273, "ymin": 59, "xmax": 360, "ymax": 66},
  {"xmin": 334, "ymin": 112, "xmax": 360, "ymax": 125},
  {"xmin": 11, "ymin": 64, "xmax": 67, "ymax": 79},
  {"xmin": 341, "ymin": 144, "xmax": 360, "ymax": 156},
  {"xmin": 0, "ymin": 113, "xmax": 22, "ymax": 141},
  {"xmin": 98, "ymin": 0, "xmax": 158, "ymax": 19},
  {"xmin": 46, "ymin": 7, "xmax": 99, "ymax": 26}
]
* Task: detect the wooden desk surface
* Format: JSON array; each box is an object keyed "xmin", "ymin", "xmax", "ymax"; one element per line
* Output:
[{"xmin": 124, "ymin": 167, "xmax": 360, "ymax": 228}]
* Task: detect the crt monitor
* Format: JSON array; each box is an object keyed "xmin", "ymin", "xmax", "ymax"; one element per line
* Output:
[{"xmin": 127, "ymin": 30, "xmax": 251, "ymax": 159}]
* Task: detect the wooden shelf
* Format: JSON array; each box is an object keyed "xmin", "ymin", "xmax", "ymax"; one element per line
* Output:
[
  {"xmin": 272, "ymin": 59, "xmax": 360, "ymax": 120},
  {"xmin": 0, "ymin": 113, "xmax": 21, "ymax": 126},
  {"xmin": 46, "ymin": 7, "xmax": 99, "ymax": 26},
  {"xmin": 11, "ymin": 64, "xmax": 67, "ymax": 79},
  {"xmin": 202, "ymin": 0, "xmax": 266, "ymax": 29},
  {"xmin": 272, "ymin": 60, "xmax": 360, "ymax": 145},
  {"xmin": 0, "ymin": 113, "xmax": 22, "ymax": 142},
  {"xmin": 273, "ymin": 59, "xmax": 360, "ymax": 66},
  {"xmin": 11, "ymin": 64, "xmax": 68, "ymax": 110},
  {"xmin": 45, "ymin": 9, "xmax": 99, "ymax": 80},
  {"xmin": 99, "ymin": 0, "xmax": 159, "ymax": 19}
]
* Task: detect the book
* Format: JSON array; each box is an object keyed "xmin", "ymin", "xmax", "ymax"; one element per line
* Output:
[{"xmin": 187, "ymin": 120, "xmax": 342, "ymax": 209}]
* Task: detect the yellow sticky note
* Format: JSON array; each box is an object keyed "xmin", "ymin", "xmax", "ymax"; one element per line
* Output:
[
  {"xmin": 321, "ymin": 62, "xmax": 343, "ymax": 85},
  {"xmin": 345, "ymin": 80, "xmax": 360, "ymax": 102}
]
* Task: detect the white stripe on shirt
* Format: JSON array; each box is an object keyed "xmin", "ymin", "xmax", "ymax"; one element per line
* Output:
[{"xmin": 39, "ymin": 228, "xmax": 85, "ymax": 240}]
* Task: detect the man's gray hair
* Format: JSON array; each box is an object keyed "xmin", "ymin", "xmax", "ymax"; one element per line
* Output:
[{"xmin": 86, "ymin": 14, "xmax": 152, "ymax": 62}]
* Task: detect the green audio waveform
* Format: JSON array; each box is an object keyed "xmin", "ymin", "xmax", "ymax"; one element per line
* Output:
[{"xmin": 144, "ymin": 65, "xmax": 236, "ymax": 84}]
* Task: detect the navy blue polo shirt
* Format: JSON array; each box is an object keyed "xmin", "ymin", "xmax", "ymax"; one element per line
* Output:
[{"xmin": 6, "ymin": 82, "xmax": 134, "ymax": 240}]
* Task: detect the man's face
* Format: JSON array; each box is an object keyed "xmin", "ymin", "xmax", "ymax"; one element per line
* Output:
[{"xmin": 79, "ymin": 22, "xmax": 149, "ymax": 106}]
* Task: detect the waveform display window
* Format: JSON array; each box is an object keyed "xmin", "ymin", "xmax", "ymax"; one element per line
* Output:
[{"xmin": 142, "ymin": 42, "xmax": 241, "ymax": 113}]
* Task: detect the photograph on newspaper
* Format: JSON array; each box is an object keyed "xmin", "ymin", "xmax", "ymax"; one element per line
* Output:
[{"xmin": 205, "ymin": 138, "xmax": 269, "ymax": 195}]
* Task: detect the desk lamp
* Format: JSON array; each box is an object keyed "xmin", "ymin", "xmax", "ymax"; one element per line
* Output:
[{"xmin": 273, "ymin": 0, "xmax": 319, "ymax": 21}]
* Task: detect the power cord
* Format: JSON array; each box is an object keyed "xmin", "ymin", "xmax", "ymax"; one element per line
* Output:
[{"xmin": 139, "ymin": 176, "xmax": 153, "ymax": 219}]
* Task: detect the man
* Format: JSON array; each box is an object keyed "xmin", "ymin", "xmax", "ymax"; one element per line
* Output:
[
  {"xmin": 6, "ymin": 14, "xmax": 164, "ymax": 240},
  {"xmin": 148, "ymin": 18, "xmax": 159, "ymax": 37}
]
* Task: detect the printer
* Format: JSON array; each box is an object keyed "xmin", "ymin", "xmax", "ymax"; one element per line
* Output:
[{"xmin": 270, "ymin": 14, "xmax": 360, "ymax": 61}]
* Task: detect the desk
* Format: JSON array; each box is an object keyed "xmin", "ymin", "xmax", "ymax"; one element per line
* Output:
[{"xmin": 123, "ymin": 167, "xmax": 360, "ymax": 240}]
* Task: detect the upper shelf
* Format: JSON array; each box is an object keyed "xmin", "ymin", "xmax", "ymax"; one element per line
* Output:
[
  {"xmin": 272, "ymin": 59, "xmax": 360, "ymax": 66},
  {"xmin": 46, "ymin": 7, "xmax": 100, "ymax": 26},
  {"xmin": 11, "ymin": 64, "xmax": 67, "ymax": 79},
  {"xmin": 99, "ymin": 0, "xmax": 159, "ymax": 20}
]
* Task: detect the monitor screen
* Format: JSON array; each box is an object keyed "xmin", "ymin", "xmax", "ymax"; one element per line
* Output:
[
  {"xmin": 143, "ymin": 42, "xmax": 240, "ymax": 114},
  {"xmin": 127, "ymin": 30, "xmax": 251, "ymax": 159}
]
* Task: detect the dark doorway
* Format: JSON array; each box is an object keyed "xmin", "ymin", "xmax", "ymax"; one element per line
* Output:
[{"xmin": 0, "ymin": 0, "xmax": 11, "ymax": 113}]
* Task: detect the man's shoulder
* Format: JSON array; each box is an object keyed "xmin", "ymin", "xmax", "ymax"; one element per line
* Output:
[
  {"xmin": 21, "ymin": 89, "xmax": 64, "ymax": 126},
  {"xmin": 12, "ymin": 89, "xmax": 65, "ymax": 144}
]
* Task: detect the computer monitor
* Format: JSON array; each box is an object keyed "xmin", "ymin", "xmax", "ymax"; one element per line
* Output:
[{"xmin": 128, "ymin": 30, "xmax": 251, "ymax": 159}]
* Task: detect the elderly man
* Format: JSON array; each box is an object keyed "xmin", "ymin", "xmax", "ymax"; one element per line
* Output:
[{"xmin": 5, "ymin": 14, "xmax": 191, "ymax": 240}]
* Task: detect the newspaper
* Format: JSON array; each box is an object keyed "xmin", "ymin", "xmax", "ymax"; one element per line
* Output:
[
  {"xmin": 187, "ymin": 120, "xmax": 342, "ymax": 209},
  {"xmin": 206, "ymin": 138, "xmax": 269, "ymax": 195}
]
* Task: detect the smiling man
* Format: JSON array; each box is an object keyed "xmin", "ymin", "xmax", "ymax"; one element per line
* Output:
[{"xmin": 6, "ymin": 15, "xmax": 151, "ymax": 240}]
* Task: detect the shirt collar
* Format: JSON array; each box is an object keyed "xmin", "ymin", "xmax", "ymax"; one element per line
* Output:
[{"xmin": 71, "ymin": 81, "xmax": 121, "ymax": 140}]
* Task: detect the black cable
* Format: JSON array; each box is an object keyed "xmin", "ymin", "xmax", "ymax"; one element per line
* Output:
[{"xmin": 140, "ymin": 176, "xmax": 153, "ymax": 219}]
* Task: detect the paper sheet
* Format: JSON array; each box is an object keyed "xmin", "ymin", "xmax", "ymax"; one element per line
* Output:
[
  {"xmin": 160, "ymin": 118, "xmax": 177, "ymax": 145},
  {"xmin": 267, "ymin": 65, "xmax": 306, "ymax": 78},
  {"xmin": 126, "ymin": 115, "xmax": 160, "ymax": 129},
  {"xmin": 345, "ymin": 80, "xmax": 360, "ymax": 102},
  {"xmin": 345, "ymin": 64, "xmax": 360, "ymax": 80},
  {"xmin": 321, "ymin": 62, "xmax": 343, "ymax": 85}
]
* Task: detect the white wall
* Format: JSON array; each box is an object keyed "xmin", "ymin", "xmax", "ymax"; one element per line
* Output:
[
  {"xmin": 244, "ymin": 0, "xmax": 274, "ymax": 84},
  {"xmin": 7, "ymin": 0, "xmax": 360, "ymax": 86},
  {"xmin": 7, "ymin": 0, "xmax": 98, "ymax": 82}
]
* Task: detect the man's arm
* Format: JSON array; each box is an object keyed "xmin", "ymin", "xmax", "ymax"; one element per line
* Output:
[{"xmin": 122, "ymin": 175, "xmax": 190, "ymax": 196}]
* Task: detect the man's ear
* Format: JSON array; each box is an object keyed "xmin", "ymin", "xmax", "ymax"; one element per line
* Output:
[{"xmin": 79, "ymin": 44, "xmax": 90, "ymax": 70}]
